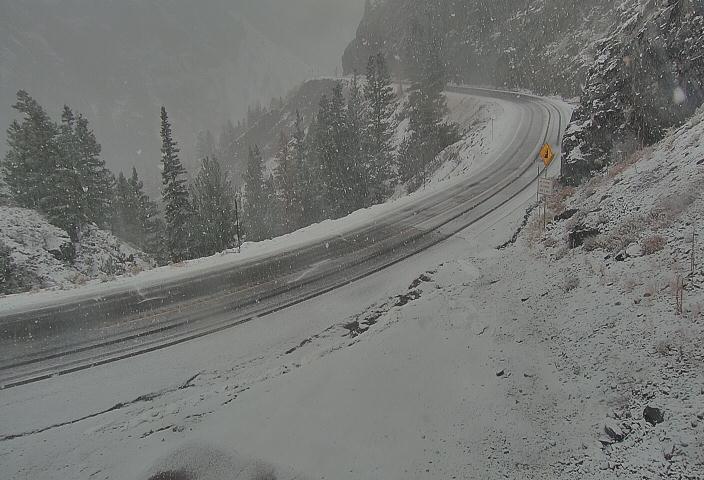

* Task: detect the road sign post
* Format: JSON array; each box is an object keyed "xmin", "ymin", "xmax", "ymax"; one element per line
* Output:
[
  {"xmin": 536, "ymin": 144, "xmax": 556, "ymax": 230},
  {"xmin": 540, "ymin": 143, "xmax": 555, "ymax": 168}
]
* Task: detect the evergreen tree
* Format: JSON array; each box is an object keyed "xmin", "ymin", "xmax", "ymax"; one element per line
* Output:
[
  {"xmin": 2, "ymin": 91, "xmax": 59, "ymax": 210},
  {"xmin": 113, "ymin": 167, "xmax": 161, "ymax": 255},
  {"xmin": 73, "ymin": 112, "xmax": 114, "ymax": 228},
  {"xmin": 0, "ymin": 240, "xmax": 31, "ymax": 295},
  {"xmin": 242, "ymin": 145, "xmax": 266, "ymax": 241},
  {"xmin": 46, "ymin": 106, "xmax": 83, "ymax": 239},
  {"xmin": 113, "ymin": 171, "xmax": 136, "ymax": 243},
  {"xmin": 44, "ymin": 106, "xmax": 113, "ymax": 240},
  {"xmin": 128, "ymin": 167, "xmax": 161, "ymax": 255},
  {"xmin": 261, "ymin": 176, "xmax": 284, "ymax": 240},
  {"xmin": 302, "ymin": 114, "xmax": 325, "ymax": 224},
  {"xmin": 273, "ymin": 131, "xmax": 301, "ymax": 233},
  {"xmin": 291, "ymin": 111, "xmax": 314, "ymax": 227},
  {"xmin": 195, "ymin": 130, "xmax": 216, "ymax": 160},
  {"xmin": 190, "ymin": 156, "xmax": 238, "ymax": 257},
  {"xmin": 160, "ymin": 107, "xmax": 192, "ymax": 262},
  {"xmin": 346, "ymin": 72, "xmax": 369, "ymax": 209},
  {"xmin": 400, "ymin": 30, "xmax": 459, "ymax": 190},
  {"xmin": 364, "ymin": 53, "xmax": 397, "ymax": 203},
  {"xmin": 314, "ymin": 83, "xmax": 358, "ymax": 218},
  {"xmin": 218, "ymin": 120, "xmax": 242, "ymax": 186}
]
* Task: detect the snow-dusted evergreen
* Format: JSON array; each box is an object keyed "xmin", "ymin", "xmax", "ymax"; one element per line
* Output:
[
  {"xmin": 190, "ymin": 156, "xmax": 239, "ymax": 258},
  {"xmin": 563, "ymin": 1, "xmax": 704, "ymax": 183},
  {"xmin": 3, "ymin": 92, "xmax": 113, "ymax": 239},
  {"xmin": 160, "ymin": 107, "xmax": 193, "ymax": 263},
  {"xmin": 400, "ymin": 28, "xmax": 460, "ymax": 190},
  {"xmin": 364, "ymin": 53, "xmax": 396, "ymax": 203},
  {"xmin": 113, "ymin": 167, "xmax": 163, "ymax": 260},
  {"xmin": 242, "ymin": 145, "xmax": 268, "ymax": 242},
  {"xmin": 3, "ymin": 91, "xmax": 60, "ymax": 212}
]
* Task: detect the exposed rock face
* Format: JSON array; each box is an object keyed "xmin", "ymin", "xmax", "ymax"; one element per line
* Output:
[{"xmin": 343, "ymin": 0, "xmax": 617, "ymax": 96}]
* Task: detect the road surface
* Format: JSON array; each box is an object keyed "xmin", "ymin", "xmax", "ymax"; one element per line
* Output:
[{"xmin": 0, "ymin": 86, "xmax": 568, "ymax": 389}]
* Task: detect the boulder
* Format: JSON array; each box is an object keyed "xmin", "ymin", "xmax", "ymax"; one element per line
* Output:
[
  {"xmin": 568, "ymin": 225, "xmax": 600, "ymax": 249},
  {"xmin": 604, "ymin": 421, "xmax": 625, "ymax": 442},
  {"xmin": 643, "ymin": 406, "xmax": 665, "ymax": 426}
]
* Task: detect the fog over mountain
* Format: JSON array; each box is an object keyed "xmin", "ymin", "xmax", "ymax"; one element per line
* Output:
[{"xmin": 0, "ymin": 0, "xmax": 364, "ymax": 191}]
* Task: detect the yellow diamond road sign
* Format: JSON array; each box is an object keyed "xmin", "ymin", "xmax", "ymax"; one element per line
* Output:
[{"xmin": 540, "ymin": 144, "xmax": 555, "ymax": 167}]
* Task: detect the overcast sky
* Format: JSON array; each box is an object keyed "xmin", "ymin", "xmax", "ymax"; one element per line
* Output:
[
  {"xmin": 237, "ymin": 0, "xmax": 365, "ymax": 71},
  {"xmin": 0, "ymin": 0, "xmax": 367, "ymax": 189}
]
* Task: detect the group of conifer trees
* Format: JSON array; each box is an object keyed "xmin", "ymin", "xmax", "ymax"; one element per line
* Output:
[
  {"xmin": 2, "ymin": 51, "xmax": 457, "ymax": 265},
  {"xmin": 1, "ymin": 93, "xmax": 240, "ymax": 265},
  {"xmin": 241, "ymin": 52, "xmax": 458, "ymax": 242}
]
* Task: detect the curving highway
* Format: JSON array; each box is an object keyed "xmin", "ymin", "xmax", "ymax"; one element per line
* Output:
[{"xmin": 0, "ymin": 86, "xmax": 568, "ymax": 389}]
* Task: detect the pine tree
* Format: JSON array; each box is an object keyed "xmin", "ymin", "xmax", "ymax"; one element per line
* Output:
[
  {"xmin": 195, "ymin": 130, "xmax": 216, "ymax": 160},
  {"xmin": 242, "ymin": 145, "xmax": 266, "ymax": 241},
  {"xmin": 113, "ymin": 171, "xmax": 136, "ymax": 243},
  {"xmin": 400, "ymin": 30, "xmax": 459, "ymax": 190},
  {"xmin": 45, "ymin": 106, "xmax": 113, "ymax": 240},
  {"xmin": 314, "ymin": 83, "xmax": 357, "ymax": 218},
  {"xmin": 2, "ymin": 91, "xmax": 59, "ymax": 210},
  {"xmin": 218, "ymin": 120, "xmax": 243, "ymax": 186},
  {"xmin": 128, "ymin": 167, "xmax": 161, "ymax": 254},
  {"xmin": 291, "ymin": 111, "xmax": 313, "ymax": 227},
  {"xmin": 364, "ymin": 53, "xmax": 397, "ymax": 203},
  {"xmin": 302, "ymin": 114, "xmax": 325, "ymax": 225},
  {"xmin": 0, "ymin": 240, "xmax": 18, "ymax": 294},
  {"xmin": 273, "ymin": 131, "xmax": 301, "ymax": 233},
  {"xmin": 160, "ymin": 107, "xmax": 192, "ymax": 263},
  {"xmin": 46, "ymin": 106, "xmax": 83, "ymax": 239},
  {"xmin": 113, "ymin": 166, "xmax": 161, "ymax": 255},
  {"xmin": 346, "ymin": 72, "xmax": 369, "ymax": 209},
  {"xmin": 73, "ymin": 113, "xmax": 113, "ymax": 228},
  {"xmin": 261, "ymin": 176, "xmax": 284, "ymax": 240},
  {"xmin": 190, "ymin": 156, "xmax": 238, "ymax": 257}
]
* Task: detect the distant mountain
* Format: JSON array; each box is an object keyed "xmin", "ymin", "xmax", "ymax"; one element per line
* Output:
[
  {"xmin": 342, "ymin": 0, "xmax": 617, "ymax": 97},
  {"xmin": 0, "ymin": 0, "xmax": 312, "ymax": 192}
]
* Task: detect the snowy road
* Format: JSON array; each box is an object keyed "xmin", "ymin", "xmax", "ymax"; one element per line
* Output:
[{"xmin": 0, "ymin": 87, "xmax": 568, "ymax": 389}]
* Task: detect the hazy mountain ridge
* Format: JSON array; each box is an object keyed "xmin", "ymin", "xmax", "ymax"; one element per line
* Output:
[
  {"xmin": 0, "ymin": 0, "xmax": 313, "ymax": 193},
  {"xmin": 342, "ymin": 0, "xmax": 618, "ymax": 97}
]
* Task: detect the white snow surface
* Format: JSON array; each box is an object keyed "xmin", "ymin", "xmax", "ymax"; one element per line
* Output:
[
  {"xmin": 2, "ymin": 97, "xmax": 703, "ymax": 479},
  {"xmin": 430, "ymin": 91, "xmax": 519, "ymax": 185},
  {"xmin": 0, "ymin": 206, "xmax": 152, "ymax": 292}
]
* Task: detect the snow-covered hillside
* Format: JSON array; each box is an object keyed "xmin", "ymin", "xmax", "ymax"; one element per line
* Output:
[
  {"xmin": 0, "ymin": 206, "xmax": 152, "ymax": 294},
  {"xmin": 488, "ymin": 105, "xmax": 704, "ymax": 477}
]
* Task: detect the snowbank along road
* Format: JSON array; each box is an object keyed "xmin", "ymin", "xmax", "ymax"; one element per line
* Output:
[{"xmin": 0, "ymin": 86, "xmax": 569, "ymax": 389}]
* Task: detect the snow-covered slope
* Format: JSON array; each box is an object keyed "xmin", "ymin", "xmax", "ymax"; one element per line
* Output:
[
  {"xmin": 494, "ymin": 105, "xmax": 704, "ymax": 477},
  {"xmin": 562, "ymin": 1, "xmax": 704, "ymax": 183},
  {"xmin": 5, "ymin": 99, "xmax": 703, "ymax": 480},
  {"xmin": 0, "ymin": 206, "xmax": 152, "ymax": 294}
]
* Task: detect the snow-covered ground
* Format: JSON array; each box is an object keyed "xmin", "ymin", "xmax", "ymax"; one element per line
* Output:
[
  {"xmin": 0, "ymin": 206, "xmax": 152, "ymax": 293},
  {"xmin": 0, "ymin": 179, "xmax": 541, "ymax": 480},
  {"xmin": 430, "ymin": 92, "xmax": 517, "ymax": 185},
  {"xmin": 2, "ymin": 100, "xmax": 703, "ymax": 479}
]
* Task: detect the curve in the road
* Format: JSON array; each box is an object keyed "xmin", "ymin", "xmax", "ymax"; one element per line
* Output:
[{"xmin": 0, "ymin": 87, "xmax": 568, "ymax": 389}]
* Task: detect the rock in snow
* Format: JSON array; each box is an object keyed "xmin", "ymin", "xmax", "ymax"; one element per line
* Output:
[
  {"xmin": 604, "ymin": 421, "xmax": 625, "ymax": 442},
  {"xmin": 643, "ymin": 406, "xmax": 665, "ymax": 426}
]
